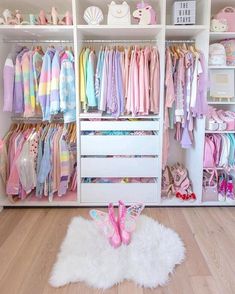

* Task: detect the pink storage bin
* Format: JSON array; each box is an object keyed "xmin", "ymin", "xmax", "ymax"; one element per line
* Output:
[{"xmin": 215, "ymin": 7, "xmax": 235, "ymax": 32}]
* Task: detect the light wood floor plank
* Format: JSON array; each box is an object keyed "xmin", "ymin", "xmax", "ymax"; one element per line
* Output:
[
  {"xmin": 183, "ymin": 208, "xmax": 235, "ymax": 294},
  {"xmin": 0, "ymin": 209, "xmax": 47, "ymax": 281}
]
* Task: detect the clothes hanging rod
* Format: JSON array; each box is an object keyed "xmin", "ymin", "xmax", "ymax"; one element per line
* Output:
[
  {"xmin": 11, "ymin": 116, "xmax": 65, "ymax": 122},
  {"xmin": 2, "ymin": 39, "xmax": 73, "ymax": 44},
  {"xmin": 79, "ymin": 39, "xmax": 157, "ymax": 43},
  {"xmin": 165, "ymin": 40, "xmax": 195, "ymax": 43},
  {"xmin": 2, "ymin": 39, "xmax": 157, "ymax": 44}
]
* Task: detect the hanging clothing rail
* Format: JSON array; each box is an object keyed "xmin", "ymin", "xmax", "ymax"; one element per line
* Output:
[
  {"xmin": 2, "ymin": 39, "xmax": 157, "ymax": 44},
  {"xmin": 2, "ymin": 39, "xmax": 73, "ymax": 43},
  {"xmin": 80, "ymin": 39, "xmax": 157, "ymax": 43},
  {"xmin": 165, "ymin": 40, "xmax": 195, "ymax": 43},
  {"xmin": 11, "ymin": 116, "xmax": 65, "ymax": 123}
]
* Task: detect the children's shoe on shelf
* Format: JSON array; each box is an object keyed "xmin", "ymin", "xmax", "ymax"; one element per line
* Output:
[
  {"xmin": 218, "ymin": 173, "xmax": 227, "ymax": 202},
  {"xmin": 2, "ymin": 9, "xmax": 12, "ymax": 24},
  {"xmin": 217, "ymin": 110, "xmax": 235, "ymax": 131},
  {"xmin": 205, "ymin": 108, "xmax": 219, "ymax": 131},
  {"xmin": 161, "ymin": 165, "xmax": 175, "ymax": 198},
  {"xmin": 226, "ymin": 176, "xmax": 235, "ymax": 203},
  {"xmin": 38, "ymin": 10, "xmax": 48, "ymax": 25},
  {"xmin": 208, "ymin": 107, "xmax": 227, "ymax": 131},
  {"xmin": 51, "ymin": 7, "xmax": 59, "ymax": 25},
  {"xmin": 62, "ymin": 11, "xmax": 73, "ymax": 25}
]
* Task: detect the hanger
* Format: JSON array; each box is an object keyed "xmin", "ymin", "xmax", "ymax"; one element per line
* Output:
[{"xmin": 71, "ymin": 124, "xmax": 76, "ymax": 143}]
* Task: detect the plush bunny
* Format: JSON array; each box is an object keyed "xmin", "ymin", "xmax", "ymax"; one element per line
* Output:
[
  {"xmin": 107, "ymin": 1, "xmax": 131, "ymax": 25},
  {"xmin": 211, "ymin": 19, "xmax": 228, "ymax": 32}
]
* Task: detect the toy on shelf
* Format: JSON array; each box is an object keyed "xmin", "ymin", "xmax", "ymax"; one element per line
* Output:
[
  {"xmin": 215, "ymin": 7, "xmax": 235, "ymax": 32},
  {"xmin": 83, "ymin": 6, "xmax": 104, "ymax": 25},
  {"xmin": 210, "ymin": 19, "xmax": 228, "ymax": 32},
  {"xmin": 107, "ymin": 1, "xmax": 131, "ymax": 25},
  {"xmin": 133, "ymin": 1, "xmax": 157, "ymax": 25},
  {"xmin": 172, "ymin": 0, "xmax": 196, "ymax": 25}
]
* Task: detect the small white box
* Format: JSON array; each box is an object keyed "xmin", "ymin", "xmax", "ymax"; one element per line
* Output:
[{"xmin": 173, "ymin": 1, "xmax": 196, "ymax": 25}]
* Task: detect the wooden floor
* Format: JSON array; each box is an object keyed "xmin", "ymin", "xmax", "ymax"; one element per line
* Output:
[{"xmin": 0, "ymin": 207, "xmax": 235, "ymax": 294}]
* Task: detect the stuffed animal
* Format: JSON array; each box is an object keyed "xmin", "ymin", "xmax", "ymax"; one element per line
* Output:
[
  {"xmin": 211, "ymin": 18, "xmax": 228, "ymax": 32},
  {"xmin": 107, "ymin": 1, "xmax": 131, "ymax": 25},
  {"xmin": 133, "ymin": 1, "xmax": 157, "ymax": 25}
]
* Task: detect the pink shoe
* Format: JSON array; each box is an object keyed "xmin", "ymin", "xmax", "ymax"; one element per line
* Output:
[
  {"xmin": 59, "ymin": 11, "xmax": 73, "ymax": 25},
  {"xmin": 226, "ymin": 176, "xmax": 235, "ymax": 203},
  {"xmin": 218, "ymin": 173, "xmax": 226, "ymax": 202},
  {"xmin": 211, "ymin": 108, "xmax": 227, "ymax": 131},
  {"xmin": 108, "ymin": 203, "xmax": 122, "ymax": 248},
  {"xmin": 65, "ymin": 11, "xmax": 73, "ymax": 25},
  {"xmin": 118, "ymin": 200, "xmax": 131, "ymax": 245},
  {"xmin": 217, "ymin": 110, "xmax": 235, "ymax": 131},
  {"xmin": 38, "ymin": 10, "xmax": 48, "ymax": 25},
  {"xmin": 51, "ymin": 7, "xmax": 59, "ymax": 25},
  {"xmin": 225, "ymin": 111, "xmax": 235, "ymax": 130}
]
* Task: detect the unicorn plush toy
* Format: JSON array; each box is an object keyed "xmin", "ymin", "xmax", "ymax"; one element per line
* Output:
[{"xmin": 133, "ymin": 1, "xmax": 157, "ymax": 25}]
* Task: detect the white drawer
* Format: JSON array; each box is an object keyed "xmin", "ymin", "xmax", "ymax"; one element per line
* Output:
[
  {"xmin": 81, "ymin": 183, "xmax": 157, "ymax": 203},
  {"xmin": 80, "ymin": 120, "xmax": 160, "ymax": 131},
  {"xmin": 81, "ymin": 135, "xmax": 159, "ymax": 155},
  {"xmin": 81, "ymin": 157, "xmax": 158, "ymax": 177}
]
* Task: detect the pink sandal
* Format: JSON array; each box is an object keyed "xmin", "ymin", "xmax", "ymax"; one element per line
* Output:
[
  {"xmin": 162, "ymin": 166, "xmax": 175, "ymax": 198},
  {"xmin": 51, "ymin": 7, "xmax": 59, "ymax": 25},
  {"xmin": 217, "ymin": 110, "xmax": 235, "ymax": 131},
  {"xmin": 59, "ymin": 11, "xmax": 73, "ymax": 25},
  {"xmin": 211, "ymin": 108, "xmax": 227, "ymax": 131},
  {"xmin": 225, "ymin": 111, "xmax": 235, "ymax": 130},
  {"xmin": 171, "ymin": 163, "xmax": 196, "ymax": 201},
  {"xmin": 38, "ymin": 10, "xmax": 48, "ymax": 25}
]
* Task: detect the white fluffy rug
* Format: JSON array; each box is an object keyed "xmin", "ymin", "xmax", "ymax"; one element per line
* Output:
[{"xmin": 50, "ymin": 215, "xmax": 185, "ymax": 289}]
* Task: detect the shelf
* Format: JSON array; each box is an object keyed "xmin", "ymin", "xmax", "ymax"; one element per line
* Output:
[
  {"xmin": 77, "ymin": 25, "xmax": 163, "ymax": 40},
  {"xmin": 207, "ymin": 101, "xmax": 235, "ymax": 105},
  {"xmin": 166, "ymin": 25, "xmax": 208, "ymax": 38},
  {"xmin": 203, "ymin": 167, "xmax": 227, "ymax": 170},
  {"xmin": 161, "ymin": 198, "xmax": 199, "ymax": 206},
  {"xmin": 79, "ymin": 113, "xmax": 160, "ymax": 119},
  {"xmin": 161, "ymin": 198, "xmax": 235, "ymax": 206},
  {"xmin": 201, "ymin": 201, "xmax": 235, "ymax": 206},
  {"xmin": 210, "ymin": 32, "xmax": 235, "ymax": 42},
  {"xmin": 0, "ymin": 25, "xmax": 74, "ymax": 41},
  {"xmin": 0, "ymin": 191, "xmax": 78, "ymax": 207},
  {"xmin": 205, "ymin": 130, "xmax": 235, "ymax": 134},
  {"xmin": 209, "ymin": 66, "xmax": 235, "ymax": 69}
]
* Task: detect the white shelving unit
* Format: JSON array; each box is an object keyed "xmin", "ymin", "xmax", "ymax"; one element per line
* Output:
[{"xmin": 0, "ymin": 0, "xmax": 233, "ymax": 207}]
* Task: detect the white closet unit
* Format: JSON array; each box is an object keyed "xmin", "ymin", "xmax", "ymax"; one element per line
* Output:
[{"xmin": 0, "ymin": 0, "xmax": 233, "ymax": 207}]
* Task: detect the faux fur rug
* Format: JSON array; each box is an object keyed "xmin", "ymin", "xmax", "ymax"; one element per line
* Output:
[{"xmin": 49, "ymin": 215, "xmax": 185, "ymax": 289}]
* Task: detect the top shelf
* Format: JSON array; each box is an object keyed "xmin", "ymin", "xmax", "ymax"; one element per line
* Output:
[
  {"xmin": 166, "ymin": 25, "xmax": 208, "ymax": 38},
  {"xmin": 0, "ymin": 25, "xmax": 74, "ymax": 41},
  {"xmin": 77, "ymin": 25, "xmax": 163, "ymax": 40}
]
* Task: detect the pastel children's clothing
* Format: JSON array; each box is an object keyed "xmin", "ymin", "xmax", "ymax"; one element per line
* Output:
[
  {"xmin": 79, "ymin": 46, "xmax": 160, "ymax": 117},
  {"xmin": 3, "ymin": 46, "xmax": 76, "ymax": 123},
  {"xmin": 163, "ymin": 44, "xmax": 207, "ymax": 168},
  {"xmin": 1, "ymin": 122, "xmax": 77, "ymax": 202}
]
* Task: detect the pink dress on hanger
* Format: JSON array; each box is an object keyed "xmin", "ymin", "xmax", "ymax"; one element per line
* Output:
[{"xmin": 163, "ymin": 48, "xmax": 175, "ymax": 169}]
